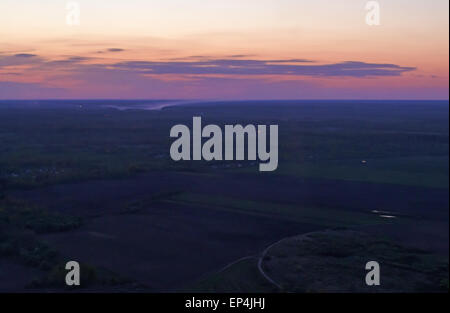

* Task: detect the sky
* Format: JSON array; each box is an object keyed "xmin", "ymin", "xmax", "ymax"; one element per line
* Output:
[{"xmin": 0, "ymin": 0, "xmax": 448, "ymax": 100}]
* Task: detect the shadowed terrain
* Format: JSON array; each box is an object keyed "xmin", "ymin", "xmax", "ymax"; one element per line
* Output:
[{"xmin": 0, "ymin": 100, "xmax": 448, "ymax": 292}]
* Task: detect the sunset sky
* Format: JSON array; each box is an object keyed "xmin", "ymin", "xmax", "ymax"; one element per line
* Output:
[{"xmin": 0, "ymin": 0, "xmax": 448, "ymax": 99}]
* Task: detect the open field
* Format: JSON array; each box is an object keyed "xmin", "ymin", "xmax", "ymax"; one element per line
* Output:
[
  {"xmin": 260, "ymin": 156, "xmax": 449, "ymax": 189},
  {"xmin": 187, "ymin": 230, "xmax": 448, "ymax": 293},
  {"xmin": 0, "ymin": 100, "xmax": 448, "ymax": 292}
]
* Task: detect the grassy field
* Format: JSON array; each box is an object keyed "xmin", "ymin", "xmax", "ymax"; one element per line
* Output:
[
  {"xmin": 261, "ymin": 230, "xmax": 449, "ymax": 292},
  {"xmin": 269, "ymin": 156, "xmax": 449, "ymax": 189},
  {"xmin": 165, "ymin": 192, "xmax": 394, "ymax": 228},
  {"xmin": 186, "ymin": 230, "xmax": 448, "ymax": 293},
  {"xmin": 184, "ymin": 257, "xmax": 276, "ymax": 293}
]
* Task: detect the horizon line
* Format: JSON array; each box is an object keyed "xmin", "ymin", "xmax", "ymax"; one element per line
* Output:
[{"xmin": 0, "ymin": 98, "xmax": 449, "ymax": 102}]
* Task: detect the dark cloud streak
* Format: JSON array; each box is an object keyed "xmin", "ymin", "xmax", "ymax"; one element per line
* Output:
[
  {"xmin": 14, "ymin": 53, "xmax": 38, "ymax": 58},
  {"xmin": 111, "ymin": 59, "xmax": 415, "ymax": 77},
  {"xmin": 108, "ymin": 48, "xmax": 125, "ymax": 52},
  {"xmin": 0, "ymin": 52, "xmax": 416, "ymax": 80}
]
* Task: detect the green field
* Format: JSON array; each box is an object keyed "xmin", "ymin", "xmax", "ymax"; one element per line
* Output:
[
  {"xmin": 271, "ymin": 156, "xmax": 449, "ymax": 189},
  {"xmin": 165, "ymin": 192, "xmax": 394, "ymax": 228}
]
